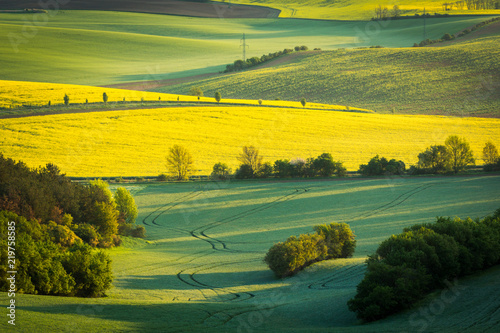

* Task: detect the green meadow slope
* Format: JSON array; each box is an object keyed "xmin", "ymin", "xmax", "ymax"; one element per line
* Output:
[
  {"xmin": 230, "ymin": 0, "xmax": 500, "ymax": 20},
  {"xmin": 0, "ymin": 11, "xmax": 496, "ymax": 85},
  {"xmin": 2, "ymin": 177, "xmax": 499, "ymax": 332},
  {"xmin": 161, "ymin": 26, "xmax": 500, "ymax": 116}
]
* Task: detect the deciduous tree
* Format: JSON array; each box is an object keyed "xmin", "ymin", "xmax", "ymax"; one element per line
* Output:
[
  {"xmin": 166, "ymin": 145, "xmax": 194, "ymax": 181},
  {"xmin": 445, "ymin": 135, "xmax": 475, "ymax": 173},
  {"xmin": 483, "ymin": 141, "xmax": 499, "ymax": 165}
]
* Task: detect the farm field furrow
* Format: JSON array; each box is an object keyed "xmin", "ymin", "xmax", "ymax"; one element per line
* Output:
[
  {"xmin": 3, "ymin": 176, "xmax": 499, "ymax": 332},
  {"xmin": 1, "ymin": 106, "xmax": 500, "ymax": 177}
]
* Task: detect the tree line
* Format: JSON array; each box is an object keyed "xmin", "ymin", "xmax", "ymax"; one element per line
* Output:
[
  {"xmin": 348, "ymin": 208, "xmax": 500, "ymax": 321},
  {"xmin": 0, "ymin": 153, "xmax": 143, "ymax": 297},
  {"xmin": 163, "ymin": 136, "xmax": 498, "ymax": 182},
  {"xmin": 223, "ymin": 46, "xmax": 314, "ymax": 73},
  {"xmin": 414, "ymin": 17, "xmax": 500, "ymax": 47}
]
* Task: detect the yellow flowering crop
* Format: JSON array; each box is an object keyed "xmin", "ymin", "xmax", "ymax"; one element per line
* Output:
[{"xmin": 1, "ymin": 106, "xmax": 499, "ymax": 177}]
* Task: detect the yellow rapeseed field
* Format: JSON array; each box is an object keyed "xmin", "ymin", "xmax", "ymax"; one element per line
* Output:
[
  {"xmin": 0, "ymin": 80, "xmax": 363, "ymax": 111},
  {"xmin": 1, "ymin": 106, "xmax": 499, "ymax": 177}
]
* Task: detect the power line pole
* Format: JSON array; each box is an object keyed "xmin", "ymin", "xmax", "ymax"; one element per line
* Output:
[
  {"xmin": 423, "ymin": 7, "xmax": 427, "ymax": 40},
  {"xmin": 240, "ymin": 33, "xmax": 249, "ymax": 61}
]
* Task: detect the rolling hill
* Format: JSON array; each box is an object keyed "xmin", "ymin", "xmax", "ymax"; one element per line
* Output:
[
  {"xmin": 159, "ymin": 23, "xmax": 500, "ymax": 116},
  {"xmin": 0, "ymin": 11, "xmax": 496, "ymax": 86},
  {"xmin": 2, "ymin": 177, "xmax": 499, "ymax": 332},
  {"xmin": 230, "ymin": 0, "xmax": 500, "ymax": 20}
]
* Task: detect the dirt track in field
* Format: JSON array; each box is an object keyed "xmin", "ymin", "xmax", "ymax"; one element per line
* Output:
[{"xmin": 0, "ymin": 0, "xmax": 280, "ymax": 18}]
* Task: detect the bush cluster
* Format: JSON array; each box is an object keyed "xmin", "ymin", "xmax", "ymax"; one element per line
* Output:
[
  {"xmin": 358, "ymin": 155, "xmax": 405, "ymax": 176},
  {"xmin": 348, "ymin": 209, "xmax": 500, "ymax": 321},
  {"xmin": 0, "ymin": 211, "xmax": 113, "ymax": 297},
  {"xmin": 234, "ymin": 153, "xmax": 346, "ymax": 180},
  {"xmin": 224, "ymin": 46, "xmax": 309, "ymax": 73},
  {"xmin": 265, "ymin": 223, "xmax": 356, "ymax": 278},
  {"xmin": 410, "ymin": 135, "xmax": 475, "ymax": 174},
  {"xmin": 0, "ymin": 154, "xmax": 143, "ymax": 248}
]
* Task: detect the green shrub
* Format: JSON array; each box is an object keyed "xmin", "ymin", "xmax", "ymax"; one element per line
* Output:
[
  {"xmin": 314, "ymin": 222, "xmax": 356, "ymax": 258},
  {"xmin": 359, "ymin": 155, "xmax": 405, "ymax": 176},
  {"xmin": 265, "ymin": 223, "xmax": 356, "ymax": 278},
  {"xmin": 130, "ymin": 225, "xmax": 146, "ymax": 238},
  {"xmin": 264, "ymin": 233, "xmax": 327, "ymax": 278},
  {"xmin": 349, "ymin": 210, "xmax": 500, "ymax": 322}
]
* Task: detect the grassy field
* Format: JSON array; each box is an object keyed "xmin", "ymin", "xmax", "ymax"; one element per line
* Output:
[
  {"xmin": 1, "ymin": 106, "xmax": 499, "ymax": 177},
  {"xmin": 230, "ymin": 0, "xmax": 500, "ymax": 20},
  {"xmin": 0, "ymin": 11, "xmax": 496, "ymax": 85},
  {"xmin": 1, "ymin": 176, "xmax": 499, "ymax": 332},
  {"xmin": 163, "ymin": 29, "xmax": 500, "ymax": 116}
]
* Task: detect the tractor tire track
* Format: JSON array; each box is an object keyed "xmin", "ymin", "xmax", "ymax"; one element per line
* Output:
[
  {"xmin": 343, "ymin": 184, "xmax": 436, "ymax": 223},
  {"xmin": 141, "ymin": 190, "xmax": 200, "ymax": 227},
  {"xmin": 190, "ymin": 189, "xmax": 308, "ymax": 252},
  {"xmin": 175, "ymin": 259, "xmax": 259, "ymax": 303}
]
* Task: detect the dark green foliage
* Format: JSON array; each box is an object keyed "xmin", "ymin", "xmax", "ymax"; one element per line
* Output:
[
  {"xmin": 256, "ymin": 162, "xmax": 274, "ymax": 179},
  {"xmin": 235, "ymin": 164, "xmax": 254, "ymax": 179},
  {"xmin": 130, "ymin": 225, "xmax": 146, "ymax": 238},
  {"xmin": 114, "ymin": 187, "xmax": 139, "ymax": 237},
  {"xmin": 0, "ymin": 211, "xmax": 113, "ymax": 297},
  {"xmin": 63, "ymin": 94, "xmax": 69, "ymax": 106},
  {"xmin": 62, "ymin": 242, "xmax": 113, "ymax": 297},
  {"xmin": 0, "ymin": 154, "xmax": 135, "ymax": 247},
  {"xmin": 417, "ymin": 145, "xmax": 450, "ymax": 174},
  {"xmin": 214, "ymin": 91, "xmax": 221, "ymax": 103},
  {"xmin": 157, "ymin": 174, "xmax": 168, "ymax": 181},
  {"xmin": 314, "ymin": 223, "xmax": 356, "ymax": 259},
  {"xmin": 264, "ymin": 233, "xmax": 328, "ymax": 278},
  {"xmin": 445, "ymin": 135, "xmax": 475, "ymax": 174},
  {"xmin": 442, "ymin": 33, "xmax": 454, "ymax": 41},
  {"xmin": 300, "ymin": 98, "xmax": 306, "ymax": 107},
  {"xmin": 236, "ymin": 146, "xmax": 263, "ymax": 178},
  {"xmin": 416, "ymin": 17, "xmax": 500, "ymax": 46},
  {"xmin": 231, "ymin": 152, "xmax": 346, "ymax": 180},
  {"xmin": 103, "ymin": 92, "xmax": 108, "ymax": 104},
  {"xmin": 359, "ymin": 155, "xmax": 405, "ymax": 176},
  {"xmin": 211, "ymin": 162, "xmax": 232, "ymax": 180},
  {"xmin": 274, "ymin": 159, "xmax": 292, "ymax": 178},
  {"xmin": 310, "ymin": 153, "xmax": 346, "ymax": 178},
  {"xmin": 224, "ymin": 47, "xmax": 308, "ymax": 73},
  {"xmin": 349, "ymin": 210, "xmax": 500, "ymax": 322},
  {"xmin": 348, "ymin": 261, "xmax": 430, "ymax": 321},
  {"xmin": 265, "ymin": 223, "xmax": 356, "ymax": 278}
]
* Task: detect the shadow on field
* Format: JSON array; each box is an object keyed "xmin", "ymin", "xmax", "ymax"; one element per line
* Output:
[{"xmin": 115, "ymin": 268, "xmax": 273, "ymax": 291}]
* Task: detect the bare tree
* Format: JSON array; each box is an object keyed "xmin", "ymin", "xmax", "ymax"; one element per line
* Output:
[
  {"xmin": 166, "ymin": 145, "xmax": 194, "ymax": 180},
  {"xmin": 237, "ymin": 146, "xmax": 263, "ymax": 175}
]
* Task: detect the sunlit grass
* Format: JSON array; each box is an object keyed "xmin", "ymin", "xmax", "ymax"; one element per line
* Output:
[{"xmin": 3, "ymin": 177, "xmax": 499, "ymax": 332}]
